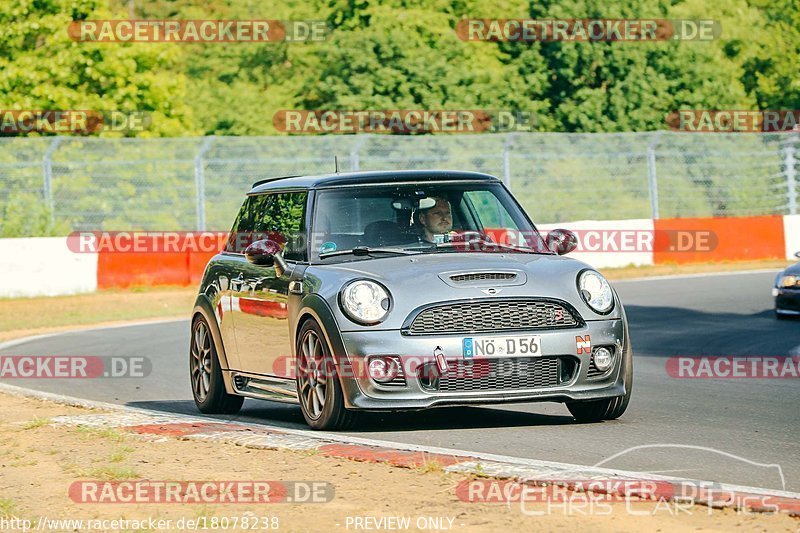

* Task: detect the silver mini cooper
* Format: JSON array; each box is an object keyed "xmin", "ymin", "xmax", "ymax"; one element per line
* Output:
[{"xmin": 190, "ymin": 170, "xmax": 633, "ymax": 429}]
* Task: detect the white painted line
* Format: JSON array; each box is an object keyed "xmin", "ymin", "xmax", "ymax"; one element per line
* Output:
[{"xmin": 1, "ymin": 381, "xmax": 798, "ymax": 501}]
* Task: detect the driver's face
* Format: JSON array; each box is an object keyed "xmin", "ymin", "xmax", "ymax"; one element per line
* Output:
[{"xmin": 420, "ymin": 198, "xmax": 453, "ymax": 235}]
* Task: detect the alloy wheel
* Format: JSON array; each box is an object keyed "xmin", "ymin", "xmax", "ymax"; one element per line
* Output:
[
  {"xmin": 298, "ymin": 330, "xmax": 328, "ymax": 419},
  {"xmin": 190, "ymin": 320, "xmax": 213, "ymax": 402}
]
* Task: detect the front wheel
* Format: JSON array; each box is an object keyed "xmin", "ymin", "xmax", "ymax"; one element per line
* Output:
[
  {"xmin": 190, "ymin": 315, "xmax": 244, "ymax": 415},
  {"xmin": 296, "ymin": 320, "xmax": 359, "ymax": 430}
]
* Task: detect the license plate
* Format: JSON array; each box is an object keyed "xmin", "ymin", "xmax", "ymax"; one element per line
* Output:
[{"xmin": 463, "ymin": 335, "xmax": 542, "ymax": 358}]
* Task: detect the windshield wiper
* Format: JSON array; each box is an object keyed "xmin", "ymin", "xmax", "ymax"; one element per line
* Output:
[{"xmin": 319, "ymin": 246, "xmax": 421, "ymax": 259}]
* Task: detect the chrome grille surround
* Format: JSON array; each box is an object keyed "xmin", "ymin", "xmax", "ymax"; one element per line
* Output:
[{"xmin": 403, "ymin": 298, "xmax": 582, "ymax": 335}]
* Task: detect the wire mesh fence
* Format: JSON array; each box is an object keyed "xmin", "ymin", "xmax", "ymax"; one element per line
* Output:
[{"xmin": 0, "ymin": 132, "xmax": 797, "ymax": 236}]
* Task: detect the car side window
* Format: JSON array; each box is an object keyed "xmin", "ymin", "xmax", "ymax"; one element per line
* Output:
[
  {"xmin": 226, "ymin": 192, "xmax": 308, "ymax": 261},
  {"xmin": 462, "ymin": 190, "xmax": 517, "ymax": 230}
]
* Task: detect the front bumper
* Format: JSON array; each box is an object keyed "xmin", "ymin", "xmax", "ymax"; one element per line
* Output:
[
  {"xmin": 335, "ymin": 319, "xmax": 627, "ymax": 410},
  {"xmin": 775, "ymin": 289, "xmax": 800, "ymax": 314}
]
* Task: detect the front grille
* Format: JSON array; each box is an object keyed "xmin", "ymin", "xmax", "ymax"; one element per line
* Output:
[
  {"xmin": 406, "ymin": 299, "xmax": 580, "ymax": 335},
  {"xmin": 450, "ymin": 272, "xmax": 517, "ymax": 283},
  {"xmin": 419, "ymin": 357, "xmax": 566, "ymax": 392}
]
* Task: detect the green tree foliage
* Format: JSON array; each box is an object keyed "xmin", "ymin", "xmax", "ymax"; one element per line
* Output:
[
  {"xmin": 740, "ymin": 0, "xmax": 800, "ymax": 110},
  {"xmin": 526, "ymin": 0, "xmax": 758, "ymax": 132},
  {"xmin": 128, "ymin": 0, "xmax": 309, "ymax": 135},
  {"xmin": 0, "ymin": 0, "xmax": 194, "ymax": 137},
  {"xmin": 0, "ymin": 0, "xmax": 798, "ymax": 136},
  {"xmin": 300, "ymin": 0, "xmax": 551, "ymax": 126}
]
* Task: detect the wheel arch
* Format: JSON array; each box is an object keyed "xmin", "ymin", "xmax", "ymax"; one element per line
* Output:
[
  {"xmin": 293, "ymin": 293, "xmax": 348, "ymax": 367},
  {"xmin": 192, "ymin": 295, "xmax": 236, "ymax": 394}
]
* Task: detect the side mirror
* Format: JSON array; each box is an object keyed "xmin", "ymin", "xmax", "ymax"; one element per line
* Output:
[
  {"xmin": 546, "ymin": 229, "xmax": 578, "ymax": 255},
  {"xmin": 795, "ymin": 251, "xmax": 800, "ymax": 259},
  {"xmin": 245, "ymin": 239, "xmax": 287, "ymax": 273}
]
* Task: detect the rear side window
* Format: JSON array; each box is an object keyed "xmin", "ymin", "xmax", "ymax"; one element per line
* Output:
[{"xmin": 226, "ymin": 192, "xmax": 308, "ymax": 260}]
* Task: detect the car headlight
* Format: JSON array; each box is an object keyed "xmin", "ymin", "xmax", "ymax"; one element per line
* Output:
[
  {"xmin": 779, "ymin": 275, "xmax": 798, "ymax": 288},
  {"xmin": 578, "ymin": 270, "xmax": 614, "ymax": 314},
  {"xmin": 340, "ymin": 279, "xmax": 392, "ymax": 325}
]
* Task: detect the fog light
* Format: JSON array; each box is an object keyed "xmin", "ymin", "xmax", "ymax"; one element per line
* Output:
[
  {"xmin": 593, "ymin": 347, "xmax": 613, "ymax": 372},
  {"xmin": 368, "ymin": 356, "xmax": 399, "ymax": 383}
]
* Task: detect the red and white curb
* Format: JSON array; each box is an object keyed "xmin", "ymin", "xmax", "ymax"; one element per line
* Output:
[{"xmin": 1, "ymin": 381, "xmax": 799, "ymax": 516}]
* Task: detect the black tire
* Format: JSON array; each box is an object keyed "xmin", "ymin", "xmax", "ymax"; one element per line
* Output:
[
  {"xmin": 190, "ymin": 315, "xmax": 244, "ymax": 415},
  {"xmin": 567, "ymin": 343, "xmax": 633, "ymax": 423},
  {"xmin": 296, "ymin": 319, "xmax": 359, "ymax": 430}
]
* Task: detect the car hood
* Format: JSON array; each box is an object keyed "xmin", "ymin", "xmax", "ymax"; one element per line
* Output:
[{"xmin": 304, "ymin": 252, "xmax": 621, "ymax": 331}]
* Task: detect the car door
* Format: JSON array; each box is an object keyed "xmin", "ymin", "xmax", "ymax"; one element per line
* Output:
[
  {"xmin": 209, "ymin": 196, "xmax": 269, "ymax": 371},
  {"xmin": 231, "ymin": 191, "xmax": 308, "ymax": 377}
]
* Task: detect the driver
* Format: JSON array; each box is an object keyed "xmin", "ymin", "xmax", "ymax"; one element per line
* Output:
[{"xmin": 416, "ymin": 196, "xmax": 453, "ymax": 243}]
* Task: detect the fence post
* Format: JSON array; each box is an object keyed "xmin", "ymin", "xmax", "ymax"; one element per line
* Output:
[
  {"xmin": 350, "ymin": 135, "xmax": 368, "ymax": 171},
  {"xmin": 502, "ymin": 133, "xmax": 514, "ymax": 189},
  {"xmin": 785, "ymin": 134, "xmax": 798, "ymax": 216},
  {"xmin": 646, "ymin": 132, "xmax": 661, "ymax": 220},
  {"xmin": 194, "ymin": 136, "xmax": 215, "ymax": 231},
  {"xmin": 42, "ymin": 137, "xmax": 63, "ymax": 225}
]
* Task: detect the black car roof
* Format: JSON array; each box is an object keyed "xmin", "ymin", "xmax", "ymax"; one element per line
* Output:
[{"xmin": 248, "ymin": 170, "xmax": 500, "ymax": 194}]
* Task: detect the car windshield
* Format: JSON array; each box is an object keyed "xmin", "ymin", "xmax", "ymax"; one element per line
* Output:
[{"xmin": 311, "ymin": 182, "xmax": 549, "ymax": 262}]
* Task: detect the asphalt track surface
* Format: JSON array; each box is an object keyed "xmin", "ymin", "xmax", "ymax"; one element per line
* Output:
[{"xmin": 2, "ymin": 271, "xmax": 799, "ymax": 492}]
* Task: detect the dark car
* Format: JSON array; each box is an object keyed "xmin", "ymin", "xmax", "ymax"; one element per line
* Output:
[
  {"xmin": 774, "ymin": 252, "xmax": 800, "ymax": 319},
  {"xmin": 189, "ymin": 170, "xmax": 633, "ymax": 430}
]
